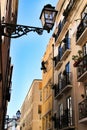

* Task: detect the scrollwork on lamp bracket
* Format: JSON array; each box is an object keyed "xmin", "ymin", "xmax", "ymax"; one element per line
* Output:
[
  {"xmin": 0, "ymin": 4, "xmax": 58, "ymax": 38},
  {"xmin": 0, "ymin": 23, "xmax": 44, "ymax": 38}
]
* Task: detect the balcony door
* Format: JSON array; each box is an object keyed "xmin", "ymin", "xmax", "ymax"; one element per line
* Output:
[
  {"xmin": 81, "ymin": 6, "xmax": 87, "ymax": 27},
  {"xmin": 83, "ymin": 43, "xmax": 87, "ymax": 71},
  {"xmin": 58, "ymin": 45, "xmax": 62, "ymax": 60},
  {"xmin": 58, "ymin": 72, "xmax": 62, "ymax": 91},
  {"xmin": 65, "ymin": 62, "xmax": 70, "ymax": 73},
  {"xmin": 83, "ymin": 42, "xmax": 87, "ymax": 56},
  {"xmin": 66, "ymin": 96, "xmax": 73, "ymax": 126},
  {"xmin": 59, "ymin": 103, "xmax": 63, "ymax": 128},
  {"xmin": 66, "ymin": 31, "xmax": 70, "ymax": 49}
]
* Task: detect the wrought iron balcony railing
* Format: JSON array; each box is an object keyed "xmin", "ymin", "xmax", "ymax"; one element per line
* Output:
[
  {"xmin": 54, "ymin": 54, "xmax": 62, "ymax": 67},
  {"xmin": 55, "ymin": 21, "xmax": 62, "ymax": 42},
  {"xmin": 61, "ymin": 38, "xmax": 71, "ymax": 58},
  {"xmin": 62, "ymin": 72, "xmax": 72, "ymax": 87},
  {"xmin": 77, "ymin": 54, "xmax": 87, "ymax": 80},
  {"xmin": 55, "ymin": 72, "xmax": 72, "ymax": 98},
  {"xmin": 79, "ymin": 99, "xmax": 87, "ymax": 121},
  {"xmin": 54, "ymin": 38, "xmax": 70, "ymax": 66},
  {"xmin": 76, "ymin": 14, "xmax": 87, "ymax": 41},
  {"xmin": 63, "ymin": 0, "xmax": 75, "ymax": 18},
  {"xmin": 55, "ymin": 18, "xmax": 66, "ymax": 42},
  {"xmin": 57, "ymin": 109, "xmax": 74, "ymax": 129}
]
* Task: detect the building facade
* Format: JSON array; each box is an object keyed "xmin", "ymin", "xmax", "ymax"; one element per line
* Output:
[
  {"xmin": 41, "ymin": 38, "xmax": 54, "ymax": 130},
  {"xmin": 52, "ymin": 0, "xmax": 87, "ymax": 130},
  {"xmin": 20, "ymin": 79, "xmax": 42, "ymax": 130},
  {"xmin": 0, "ymin": 0, "xmax": 18, "ymax": 129}
]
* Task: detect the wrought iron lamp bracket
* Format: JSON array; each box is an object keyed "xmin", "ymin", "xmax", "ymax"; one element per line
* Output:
[{"xmin": 0, "ymin": 23, "xmax": 44, "ymax": 38}]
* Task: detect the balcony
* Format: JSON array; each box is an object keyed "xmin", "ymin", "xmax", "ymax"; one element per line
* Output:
[
  {"xmin": 61, "ymin": 38, "xmax": 71, "ymax": 61},
  {"xmin": 55, "ymin": 0, "xmax": 82, "ymax": 46},
  {"xmin": 79, "ymin": 99, "xmax": 87, "ymax": 123},
  {"xmin": 77, "ymin": 55, "xmax": 87, "ymax": 82},
  {"xmin": 55, "ymin": 72, "xmax": 72, "ymax": 99},
  {"xmin": 63, "ymin": 0, "xmax": 75, "ymax": 19},
  {"xmin": 76, "ymin": 28, "xmax": 87, "ymax": 46},
  {"xmin": 57, "ymin": 109, "xmax": 75, "ymax": 129},
  {"xmin": 63, "ymin": 0, "xmax": 80, "ymax": 21},
  {"xmin": 55, "ymin": 21, "xmax": 62, "ymax": 43},
  {"xmin": 55, "ymin": 20, "xmax": 69, "ymax": 46},
  {"xmin": 76, "ymin": 15, "xmax": 87, "ymax": 44},
  {"xmin": 54, "ymin": 54, "xmax": 63, "ymax": 70}
]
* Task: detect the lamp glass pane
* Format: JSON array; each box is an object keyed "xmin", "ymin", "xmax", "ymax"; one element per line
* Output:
[
  {"xmin": 40, "ymin": 4, "xmax": 57, "ymax": 31},
  {"xmin": 41, "ymin": 12, "xmax": 45, "ymax": 27},
  {"xmin": 45, "ymin": 10, "xmax": 56, "ymax": 24},
  {"xmin": 16, "ymin": 110, "xmax": 21, "ymax": 119}
]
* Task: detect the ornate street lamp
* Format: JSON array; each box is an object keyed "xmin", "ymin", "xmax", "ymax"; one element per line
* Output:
[
  {"xmin": 16, "ymin": 110, "xmax": 21, "ymax": 119},
  {"xmin": 5, "ymin": 110, "xmax": 21, "ymax": 130},
  {"xmin": 40, "ymin": 4, "xmax": 58, "ymax": 33},
  {"xmin": 0, "ymin": 4, "xmax": 57, "ymax": 38}
]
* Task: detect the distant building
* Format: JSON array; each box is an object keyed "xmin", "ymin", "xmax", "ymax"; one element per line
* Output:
[
  {"xmin": 20, "ymin": 79, "xmax": 42, "ymax": 130},
  {"xmin": 16, "ymin": 118, "xmax": 20, "ymax": 130},
  {"xmin": 7, "ymin": 119, "xmax": 16, "ymax": 130}
]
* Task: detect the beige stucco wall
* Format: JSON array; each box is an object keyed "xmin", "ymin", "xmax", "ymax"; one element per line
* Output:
[{"xmin": 20, "ymin": 79, "xmax": 42, "ymax": 130}]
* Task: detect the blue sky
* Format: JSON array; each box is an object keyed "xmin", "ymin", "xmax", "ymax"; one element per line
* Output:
[{"xmin": 7, "ymin": 0, "xmax": 58, "ymax": 117}]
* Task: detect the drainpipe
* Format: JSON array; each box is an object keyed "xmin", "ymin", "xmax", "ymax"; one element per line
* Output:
[{"xmin": 52, "ymin": 43, "xmax": 54, "ymax": 130}]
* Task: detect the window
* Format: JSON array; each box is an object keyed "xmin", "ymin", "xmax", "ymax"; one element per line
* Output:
[
  {"xmin": 38, "ymin": 105, "xmax": 42, "ymax": 114},
  {"xmin": 62, "ymin": 31, "xmax": 70, "ymax": 47},
  {"xmin": 59, "ymin": 103, "xmax": 63, "ymax": 127},
  {"xmin": 46, "ymin": 87, "xmax": 48, "ymax": 98},
  {"xmin": 6, "ymin": 0, "xmax": 9, "ymax": 10},
  {"xmin": 66, "ymin": 31, "xmax": 70, "ymax": 49},
  {"xmin": 23, "ymin": 123, "xmax": 25, "ymax": 127},
  {"xmin": 58, "ymin": 72, "xmax": 62, "ymax": 90},
  {"xmin": 81, "ymin": 6, "xmax": 87, "ymax": 20},
  {"xmin": 83, "ymin": 42, "xmax": 87, "ymax": 56},
  {"xmin": 48, "ymin": 113, "xmax": 52, "ymax": 129},
  {"xmin": 39, "ymin": 126, "xmax": 41, "ymax": 130},
  {"xmin": 40, "ymin": 91, "xmax": 42, "ymax": 101},
  {"xmin": 65, "ymin": 62, "xmax": 71, "ymax": 84},
  {"xmin": 59, "ymin": 103, "xmax": 63, "ymax": 116},
  {"xmin": 65, "ymin": 62, "xmax": 70, "ymax": 73},
  {"xmin": 66, "ymin": 96, "xmax": 72, "ymax": 109},
  {"xmin": 84, "ymin": 84, "xmax": 87, "ymax": 98},
  {"xmin": 82, "ymin": 43, "xmax": 87, "ymax": 71},
  {"xmin": 68, "ymin": 0, "xmax": 74, "ymax": 10},
  {"xmin": 66, "ymin": 96, "xmax": 73, "ymax": 125},
  {"xmin": 20, "ymin": 127, "xmax": 22, "ymax": 130},
  {"xmin": 39, "ymin": 83, "xmax": 42, "ymax": 90},
  {"xmin": 58, "ymin": 45, "xmax": 62, "ymax": 59},
  {"xmin": 54, "ymin": 113, "xmax": 57, "ymax": 128},
  {"xmin": 81, "ymin": 6, "xmax": 87, "ymax": 27},
  {"xmin": 58, "ymin": 21, "xmax": 62, "ymax": 33},
  {"xmin": 39, "ymin": 114, "xmax": 41, "ymax": 120}
]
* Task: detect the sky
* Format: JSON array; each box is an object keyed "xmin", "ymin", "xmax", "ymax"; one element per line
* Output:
[{"xmin": 7, "ymin": 0, "xmax": 58, "ymax": 117}]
